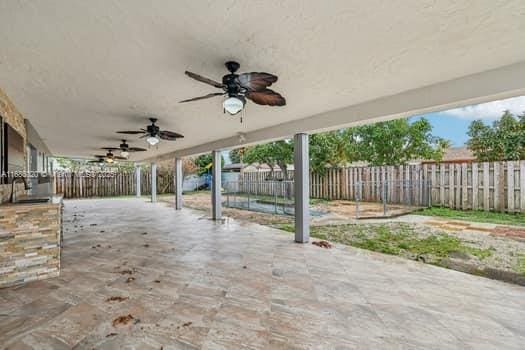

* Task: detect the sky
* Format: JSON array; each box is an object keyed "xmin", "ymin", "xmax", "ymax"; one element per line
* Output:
[{"xmin": 412, "ymin": 95, "xmax": 525, "ymax": 147}]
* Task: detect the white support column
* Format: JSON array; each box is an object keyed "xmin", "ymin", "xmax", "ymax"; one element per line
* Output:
[
  {"xmin": 151, "ymin": 162, "xmax": 157, "ymax": 203},
  {"xmin": 211, "ymin": 150, "xmax": 222, "ymax": 220},
  {"xmin": 175, "ymin": 158, "xmax": 183, "ymax": 210},
  {"xmin": 135, "ymin": 164, "xmax": 141, "ymax": 197},
  {"xmin": 294, "ymin": 133, "xmax": 309, "ymax": 243}
]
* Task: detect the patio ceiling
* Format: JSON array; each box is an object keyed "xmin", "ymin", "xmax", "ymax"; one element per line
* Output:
[{"xmin": 0, "ymin": 1, "xmax": 524, "ymax": 160}]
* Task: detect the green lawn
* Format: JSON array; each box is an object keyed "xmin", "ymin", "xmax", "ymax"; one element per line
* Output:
[
  {"xmin": 416, "ymin": 207, "xmax": 525, "ymax": 226},
  {"xmin": 275, "ymin": 222, "xmax": 492, "ymax": 263}
]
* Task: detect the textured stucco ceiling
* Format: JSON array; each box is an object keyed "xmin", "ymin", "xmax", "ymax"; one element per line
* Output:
[{"xmin": 0, "ymin": 0, "xmax": 524, "ymax": 161}]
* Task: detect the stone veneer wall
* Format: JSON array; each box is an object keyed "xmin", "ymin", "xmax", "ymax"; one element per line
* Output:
[
  {"xmin": 0, "ymin": 202, "xmax": 62, "ymax": 288},
  {"xmin": 0, "ymin": 87, "xmax": 28, "ymax": 203}
]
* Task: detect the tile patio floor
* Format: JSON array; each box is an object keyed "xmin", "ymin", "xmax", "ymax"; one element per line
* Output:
[{"xmin": 1, "ymin": 199, "xmax": 524, "ymax": 349}]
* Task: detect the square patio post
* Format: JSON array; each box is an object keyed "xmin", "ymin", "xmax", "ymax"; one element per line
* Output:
[
  {"xmin": 211, "ymin": 150, "xmax": 222, "ymax": 220},
  {"xmin": 151, "ymin": 162, "xmax": 157, "ymax": 203},
  {"xmin": 294, "ymin": 133, "xmax": 309, "ymax": 243},
  {"xmin": 175, "ymin": 158, "xmax": 183, "ymax": 210},
  {"xmin": 135, "ymin": 163, "xmax": 141, "ymax": 197}
]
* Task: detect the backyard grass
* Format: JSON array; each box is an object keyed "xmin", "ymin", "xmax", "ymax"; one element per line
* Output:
[
  {"xmin": 417, "ymin": 207, "xmax": 525, "ymax": 226},
  {"xmin": 276, "ymin": 222, "xmax": 492, "ymax": 264},
  {"xmin": 518, "ymin": 254, "xmax": 525, "ymax": 275}
]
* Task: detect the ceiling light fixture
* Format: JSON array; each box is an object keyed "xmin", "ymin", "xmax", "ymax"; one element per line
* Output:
[
  {"xmin": 223, "ymin": 96, "xmax": 244, "ymax": 115},
  {"xmin": 120, "ymin": 150, "xmax": 129, "ymax": 158},
  {"xmin": 146, "ymin": 136, "xmax": 160, "ymax": 146}
]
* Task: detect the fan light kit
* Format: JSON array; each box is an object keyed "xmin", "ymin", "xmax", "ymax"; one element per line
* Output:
[
  {"xmin": 146, "ymin": 135, "xmax": 160, "ymax": 146},
  {"xmin": 180, "ymin": 61, "xmax": 285, "ymax": 122},
  {"xmin": 223, "ymin": 96, "xmax": 245, "ymax": 115}
]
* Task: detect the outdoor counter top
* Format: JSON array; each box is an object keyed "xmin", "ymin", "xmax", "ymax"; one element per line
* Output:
[{"xmin": 0, "ymin": 196, "xmax": 63, "ymax": 288}]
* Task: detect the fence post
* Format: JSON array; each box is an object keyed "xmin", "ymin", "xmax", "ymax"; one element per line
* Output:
[
  {"xmin": 383, "ymin": 180, "xmax": 387, "ymax": 216},
  {"xmin": 355, "ymin": 181, "xmax": 361, "ymax": 219},
  {"xmin": 247, "ymin": 180, "xmax": 250, "ymax": 209}
]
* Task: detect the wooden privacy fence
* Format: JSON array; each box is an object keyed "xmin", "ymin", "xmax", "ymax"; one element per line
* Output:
[
  {"xmin": 53, "ymin": 171, "xmax": 174, "ymax": 199},
  {"xmin": 240, "ymin": 160, "xmax": 525, "ymax": 212}
]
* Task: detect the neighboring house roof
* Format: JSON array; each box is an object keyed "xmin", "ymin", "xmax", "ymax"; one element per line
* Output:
[
  {"xmin": 224, "ymin": 163, "xmax": 295, "ymax": 172},
  {"xmin": 223, "ymin": 163, "xmax": 243, "ymax": 171},
  {"xmin": 421, "ymin": 146, "xmax": 476, "ymax": 164}
]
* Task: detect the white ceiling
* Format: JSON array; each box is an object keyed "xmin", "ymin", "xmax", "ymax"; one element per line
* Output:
[{"xmin": 1, "ymin": 0, "xmax": 524, "ymax": 161}]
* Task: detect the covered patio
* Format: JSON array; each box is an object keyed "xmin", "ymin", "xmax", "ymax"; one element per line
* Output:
[
  {"xmin": 1, "ymin": 1, "xmax": 525, "ymax": 349},
  {"xmin": 1, "ymin": 199, "xmax": 524, "ymax": 348}
]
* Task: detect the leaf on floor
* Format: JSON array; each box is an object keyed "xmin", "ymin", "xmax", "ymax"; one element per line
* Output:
[
  {"xmin": 126, "ymin": 277, "xmax": 135, "ymax": 283},
  {"xmin": 106, "ymin": 333, "xmax": 118, "ymax": 337},
  {"xmin": 176, "ymin": 321, "xmax": 192, "ymax": 329},
  {"xmin": 312, "ymin": 240, "xmax": 332, "ymax": 249},
  {"xmin": 112, "ymin": 314, "xmax": 134, "ymax": 327},
  {"xmin": 106, "ymin": 296, "xmax": 129, "ymax": 302}
]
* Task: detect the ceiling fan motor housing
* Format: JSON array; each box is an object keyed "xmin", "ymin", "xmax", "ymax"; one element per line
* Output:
[
  {"xmin": 146, "ymin": 124, "xmax": 160, "ymax": 136},
  {"xmin": 223, "ymin": 74, "xmax": 243, "ymax": 97}
]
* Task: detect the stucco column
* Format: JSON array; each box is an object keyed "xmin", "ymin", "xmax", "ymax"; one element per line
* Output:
[
  {"xmin": 175, "ymin": 158, "xmax": 183, "ymax": 210},
  {"xmin": 294, "ymin": 133, "xmax": 309, "ymax": 243},
  {"xmin": 151, "ymin": 162, "xmax": 157, "ymax": 203},
  {"xmin": 135, "ymin": 164, "xmax": 141, "ymax": 197},
  {"xmin": 211, "ymin": 150, "xmax": 222, "ymax": 220}
]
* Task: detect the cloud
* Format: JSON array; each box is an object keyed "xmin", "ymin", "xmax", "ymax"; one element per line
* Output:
[{"xmin": 443, "ymin": 95, "xmax": 525, "ymax": 120}]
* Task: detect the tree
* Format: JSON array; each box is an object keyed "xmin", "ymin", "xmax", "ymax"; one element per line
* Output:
[
  {"xmin": 229, "ymin": 148, "xmax": 244, "ymax": 164},
  {"xmin": 353, "ymin": 118, "xmax": 449, "ymax": 166},
  {"xmin": 244, "ymin": 141, "xmax": 293, "ymax": 180},
  {"xmin": 194, "ymin": 153, "xmax": 224, "ymax": 175},
  {"xmin": 242, "ymin": 117, "xmax": 447, "ymax": 172},
  {"xmin": 309, "ymin": 130, "xmax": 359, "ymax": 174},
  {"xmin": 467, "ymin": 110, "xmax": 525, "ymax": 161}
]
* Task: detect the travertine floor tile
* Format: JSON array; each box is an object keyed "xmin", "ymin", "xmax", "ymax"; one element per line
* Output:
[{"xmin": 1, "ymin": 198, "xmax": 524, "ymax": 349}]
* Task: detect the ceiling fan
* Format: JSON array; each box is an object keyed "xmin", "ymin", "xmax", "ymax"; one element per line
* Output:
[
  {"xmin": 180, "ymin": 61, "xmax": 286, "ymax": 118},
  {"xmin": 88, "ymin": 156, "xmax": 105, "ymax": 164},
  {"xmin": 101, "ymin": 140, "xmax": 147, "ymax": 158},
  {"xmin": 90, "ymin": 151, "xmax": 126, "ymax": 164},
  {"xmin": 116, "ymin": 118, "xmax": 184, "ymax": 146}
]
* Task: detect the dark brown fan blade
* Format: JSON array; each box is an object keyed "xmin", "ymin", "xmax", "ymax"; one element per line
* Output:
[
  {"xmin": 179, "ymin": 92, "xmax": 224, "ymax": 103},
  {"xmin": 236, "ymin": 72, "xmax": 278, "ymax": 91},
  {"xmin": 114, "ymin": 156, "xmax": 127, "ymax": 160},
  {"xmin": 159, "ymin": 130, "xmax": 184, "ymax": 141},
  {"xmin": 93, "ymin": 154, "xmax": 107, "ymax": 158},
  {"xmin": 185, "ymin": 71, "xmax": 224, "ymax": 89},
  {"xmin": 101, "ymin": 147, "xmax": 119, "ymax": 151},
  {"xmin": 88, "ymin": 159, "xmax": 103, "ymax": 163},
  {"xmin": 246, "ymin": 89, "xmax": 286, "ymax": 106},
  {"xmin": 127, "ymin": 147, "xmax": 147, "ymax": 152},
  {"xmin": 116, "ymin": 131, "xmax": 145, "ymax": 135}
]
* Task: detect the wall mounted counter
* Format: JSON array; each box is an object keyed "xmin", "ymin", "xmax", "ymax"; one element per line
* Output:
[{"xmin": 0, "ymin": 196, "xmax": 63, "ymax": 288}]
